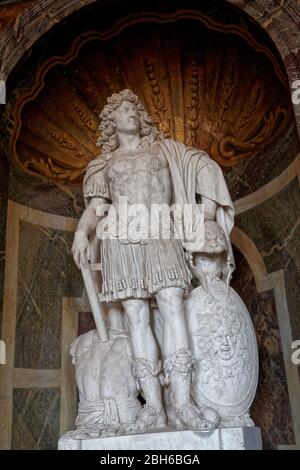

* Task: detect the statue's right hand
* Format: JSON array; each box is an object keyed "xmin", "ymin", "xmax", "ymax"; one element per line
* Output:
[{"xmin": 72, "ymin": 231, "xmax": 91, "ymax": 269}]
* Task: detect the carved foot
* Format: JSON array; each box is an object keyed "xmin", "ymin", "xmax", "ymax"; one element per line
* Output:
[
  {"xmin": 170, "ymin": 403, "xmax": 219, "ymax": 430},
  {"xmin": 72, "ymin": 427, "xmax": 101, "ymax": 439},
  {"xmin": 126, "ymin": 405, "xmax": 167, "ymax": 432},
  {"xmin": 73, "ymin": 423, "xmax": 123, "ymax": 439},
  {"xmin": 98, "ymin": 424, "xmax": 124, "ymax": 437}
]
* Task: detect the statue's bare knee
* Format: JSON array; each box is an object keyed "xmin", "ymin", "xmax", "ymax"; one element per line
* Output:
[
  {"xmin": 122, "ymin": 298, "xmax": 150, "ymax": 332},
  {"xmin": 156, "ymin": 287, "xmax": 184, "ymax": 304},
  {"xmin": 156, "ymin": 287, "xmax": 184, "ymax": 321}
]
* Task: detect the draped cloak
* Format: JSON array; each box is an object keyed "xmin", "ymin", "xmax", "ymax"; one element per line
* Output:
[{"xmin": 83, "ymin": 139, "xmax": 235, "ymax": 288}]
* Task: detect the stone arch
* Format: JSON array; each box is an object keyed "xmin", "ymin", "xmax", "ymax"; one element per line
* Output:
[{"xmin": 231, "ymin": 226, "xmax": 268, "ymax": 291}]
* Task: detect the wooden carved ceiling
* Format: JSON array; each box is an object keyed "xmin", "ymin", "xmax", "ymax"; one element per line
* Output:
[{"xmin": 11, "ymin": 12, "xmax": 292, "ymax": 183}]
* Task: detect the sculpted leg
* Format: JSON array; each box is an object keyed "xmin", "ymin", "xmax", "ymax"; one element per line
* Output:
[
  {"xmin": 156, "ymin": 288, "xmax": 219, "ymax": 430},
  {"xmin": 122, "ymin": 299, "xmax": 166, "ymax": 430},
  {"xmin": 123, "ymin": 298, "xmax": 158, "ymax": 361},
  {"xmin": 155, "ymin": 287, "xmax": 188, "ymax": 357}
]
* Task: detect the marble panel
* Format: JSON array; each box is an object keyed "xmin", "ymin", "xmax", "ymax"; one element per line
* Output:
[
  {"xmin": 14, "ymin": 220, "xmax": 83, "ymax": 369},
  {"xmin": 9, "ymin": 168, "xmax": 84, "ymax": 218},
  {"xmin": 224, "ymin": 125, "xmax": 300, "ymax": 200},
  {"xmin": 231, "ymin": 247, "xmax": 295, "ymax": 449},
  {"xmin": 235, "ymin": 178, "xmax": 300, "ymax": 342},
  {"xmin": 12, "ymin": 388, "xmax": 60, "ymax": 450}
]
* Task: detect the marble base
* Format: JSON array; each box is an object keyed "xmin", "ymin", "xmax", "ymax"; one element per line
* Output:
[{"xmin": 58, "ymin": 427, "xmax": 262, "ymax": 450}]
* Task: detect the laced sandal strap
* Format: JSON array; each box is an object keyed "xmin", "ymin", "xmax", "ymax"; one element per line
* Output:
[
  {"xmin": 132, "ymin": 358, "xmax": 163, "ymax": 390},
  {"xmin": 162, "ymin": 348, "xmax": 194, "ymax": 385}
]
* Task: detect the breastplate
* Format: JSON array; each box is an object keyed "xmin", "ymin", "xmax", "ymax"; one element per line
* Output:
[
  {"xmin": 106, "ymin": 144, "xmax": 170, "ymax": 205},
  {"xmin": 104, "ymin": 144, "xmax": 172, "ymax": 243}
]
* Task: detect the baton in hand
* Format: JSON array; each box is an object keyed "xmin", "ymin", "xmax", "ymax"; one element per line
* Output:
[{"xmin": 80, "ymin": 262, "xmax": 109, "ymax": 343}]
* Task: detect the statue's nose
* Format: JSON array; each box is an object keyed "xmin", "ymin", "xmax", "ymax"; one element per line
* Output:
[{"xmin": 223, "ymin": 333, "xmax": 229, "ymax": 345}]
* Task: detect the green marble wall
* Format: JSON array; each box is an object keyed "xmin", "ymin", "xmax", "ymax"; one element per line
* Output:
[
  {"xmin": 232, "ymin": 248, "xmax": 295, "ymax": 449},
  {"xmin": 7, "ymin": 165, "xmax": 84, "ymax": 448},
  {"xmin": 12, "ymin": 388, "xmax": 60, "ymax": 450},
  {"xmin": 235, "ymin": 177, "xmax": 300, "ymax": 445},
  {"xmin": 15, "ymin": 220, "xmax": 83, "ymax": 369},
  {"xmin": 224, "ymin": 124, "xmax": 299, "ymax": 200},
  {"xmin": 9, "ymin": 168, "xmax": 84, "ymax": 218},
  {"xmin": 236, "ymin": 178, "xmax": 300, "ymax": 344}
]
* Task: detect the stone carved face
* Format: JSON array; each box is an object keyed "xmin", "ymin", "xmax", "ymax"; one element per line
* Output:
[
  {"xmin": 210, "ymin": 329, "xmax": 238, "ymax": 362},
  {"xmin": 195, "ymin": 302, "xmax": 250, "ymax": 379},
  {"xmin": 188, "ymin": 290, "xmax": 258, "ymax": 416},
  {"xmin": 97, "ymin": 89, "xmax": 162, "ymax": 152},
  {"xmin": 112, "ymin": 101, "xmax": 140, "ymax": 135}
]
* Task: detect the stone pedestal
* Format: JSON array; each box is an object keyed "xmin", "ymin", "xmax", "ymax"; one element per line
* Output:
[{"xmin": 58, "ymin": 427, "xmax": 262, "ymax": 450}]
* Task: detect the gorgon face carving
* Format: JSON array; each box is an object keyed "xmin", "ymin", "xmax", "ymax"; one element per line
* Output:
[
  {"xmin": 195, "ymin": 302, "xmax": 250, "ymax": 378},
  {"xmin": 210, "ymin": 329, "xmax": 238, "ymax": 362}
]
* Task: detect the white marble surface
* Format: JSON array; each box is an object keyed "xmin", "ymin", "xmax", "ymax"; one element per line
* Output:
[
  {"xmin": 186, "ymin": 277, "xmax": 259, "ymax": 425},
  {"xmin": 70, "ymin": 328, "xmax": 141, "ymax": 436},
  {"xmin": 58, "ymin": 426, "xmax": 262, "ymax": 450},
  {"xmin": 71, "ymin": 89, "xmax": 237, "ymax": 432}
]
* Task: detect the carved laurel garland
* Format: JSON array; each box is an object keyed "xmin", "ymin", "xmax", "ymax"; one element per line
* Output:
[
  {"xmin": 186, "ymin": 60, "xmax": 200, "ymax": 147},
  {"xmin": 144, "ymin": 58, "xmax": 171, "ymax": 138}
]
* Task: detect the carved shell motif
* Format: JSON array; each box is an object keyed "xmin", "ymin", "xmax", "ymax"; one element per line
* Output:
[{"xmin": 11, "ymin": 16, "xmax": 292, "ymax": 183}]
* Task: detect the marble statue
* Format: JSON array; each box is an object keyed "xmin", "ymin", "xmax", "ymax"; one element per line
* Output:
[{"xmin": 70, "ymin": 89, "xmax": 258, "ymax": 439}]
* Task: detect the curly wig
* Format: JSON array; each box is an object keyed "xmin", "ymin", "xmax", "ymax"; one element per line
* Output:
[{"xmin": 96, "ymin": 89, "xmax": 162, "ymax": 152}]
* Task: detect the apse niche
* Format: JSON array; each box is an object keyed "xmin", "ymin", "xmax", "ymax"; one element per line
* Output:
[{"xmin": 10, "ymin": 16, "xmax": 292, "ymax": 185}]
